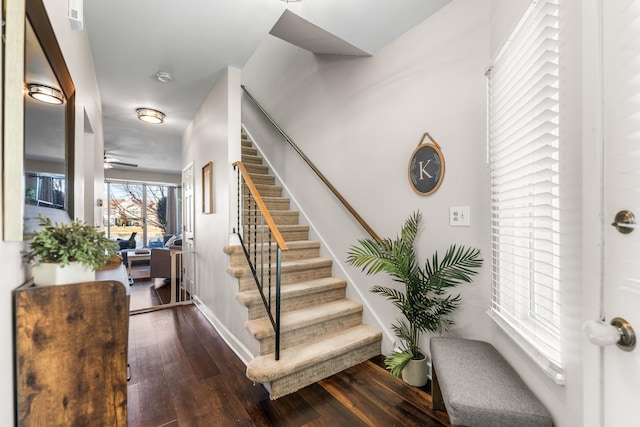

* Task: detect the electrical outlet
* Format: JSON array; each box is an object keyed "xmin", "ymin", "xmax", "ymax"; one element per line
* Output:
[{"xmin": 450, "ymin": 206, "xmax": 470, "ymax": 227}]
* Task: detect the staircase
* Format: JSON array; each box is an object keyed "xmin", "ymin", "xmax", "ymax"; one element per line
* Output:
[{"xmin": 224, "ymin": 132, "xmax": 382, "ymax": 399}]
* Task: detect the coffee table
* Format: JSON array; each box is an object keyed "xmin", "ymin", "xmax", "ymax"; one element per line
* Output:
[{"xmin": 125, "ymin": 250, "xmax": 151, "ymax": 279}]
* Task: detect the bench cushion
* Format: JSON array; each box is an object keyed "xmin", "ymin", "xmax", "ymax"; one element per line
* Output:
[{"xmin": 430, "ymin": 337, "xmax": 552, "ymax": 427}]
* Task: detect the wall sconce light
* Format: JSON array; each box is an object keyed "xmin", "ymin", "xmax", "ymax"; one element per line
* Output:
[
  {"xmin": 27, "ymin": 84, "xmax": 64, "ymax": 105},
  {"xmin": 136, "ymin": 108, "xmax": 165, "ymax": 124}
]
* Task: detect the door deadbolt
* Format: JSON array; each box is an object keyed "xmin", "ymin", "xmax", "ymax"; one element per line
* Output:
[{"xmin": 611, "ymin": 210, "xmax": 636, "ymax": 234}]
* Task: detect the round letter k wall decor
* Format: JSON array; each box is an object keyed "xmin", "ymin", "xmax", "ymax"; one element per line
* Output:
[{"xmin": 408, "ymin": 132, "xmax": 445, "ymax": 195}]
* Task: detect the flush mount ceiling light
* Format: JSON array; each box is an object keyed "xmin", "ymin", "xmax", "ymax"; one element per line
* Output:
[
  {"xmin": 136, "ymin": 108, "xmax": 165, "ymax": 124},
  {"xmin": 27, "ymin": 84, "xmax": 64, "ymax": 105}
]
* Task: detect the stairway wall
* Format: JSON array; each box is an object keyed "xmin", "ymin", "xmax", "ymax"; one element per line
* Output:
[{"xmin": 182, "ymin": 66, "xmax": 259, "ymax": 362}]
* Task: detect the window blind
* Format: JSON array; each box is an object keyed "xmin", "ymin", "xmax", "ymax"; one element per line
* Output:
[{"xmin": 487, "ymin": 0, "xmax": 563, "ymax": 383}]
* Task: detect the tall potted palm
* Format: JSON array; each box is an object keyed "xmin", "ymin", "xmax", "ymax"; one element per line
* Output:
[{"xmin": 346, "ymin": 211, "xmax": 482, "ymax": 386}]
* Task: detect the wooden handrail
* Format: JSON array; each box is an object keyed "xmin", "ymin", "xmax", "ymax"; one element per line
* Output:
[
  {"xmin": 234, "ymin": 161, "xmax": 288, "ymax": 250},
  {"xmin": 241, "ymin": 85, "xmax": 381, "ymax": 243}
]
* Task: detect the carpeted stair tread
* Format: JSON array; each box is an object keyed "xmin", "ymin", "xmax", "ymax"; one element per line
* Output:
[
  {"xmin": 224, "ymin": 240, "xmax": 321, "ymax": 266},
  {"xmin": 224, "ymin": 240, "xmax": 320, "ymax": 256},
  {"xmin": 246, "ymin": 324, "xmax": 382, "ymax": 383},
  {"xmin": 235, "ymin": 276, "xmax": 346, "ymax": 307},
  {"xmin": 246, "ymin": 299, "xmax": 363, "ymax": 340},
  {"xmin": 227, "ymin": 256, "xmax": 329, "ymax": 278}
]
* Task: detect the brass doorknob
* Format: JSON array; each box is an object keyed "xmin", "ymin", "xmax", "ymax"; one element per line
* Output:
[{"xmin": 611, "ymin": 210, "xmax": 636, "ymax": 234}]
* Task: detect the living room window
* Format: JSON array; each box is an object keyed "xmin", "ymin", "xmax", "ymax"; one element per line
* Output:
[
  {"xmin": 487, "ymin": 0, "xmax": 563, "ymax": 383},
  {"xmin": 104, "ymin": 181, "xmax": 181, "ymax": 248}
]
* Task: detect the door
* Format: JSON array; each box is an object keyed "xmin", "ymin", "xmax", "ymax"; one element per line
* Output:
[
  {"xmin": 182, "ymin": 163, "xmax": 196, "ymax": 296},
  {"xmin": 602, "ymin": 1, "xmax": 640, "ymax": 424}
]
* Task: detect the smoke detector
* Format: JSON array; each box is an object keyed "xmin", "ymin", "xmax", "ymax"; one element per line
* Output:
[{"xmin": 155, "ymin": 71, "xmax": 173, "ymax": 83}]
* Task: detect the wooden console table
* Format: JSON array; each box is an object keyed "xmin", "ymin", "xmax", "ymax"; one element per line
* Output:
[{"xmin": 14, "ymin": 272, "xmax": 129, "ymax": 426}]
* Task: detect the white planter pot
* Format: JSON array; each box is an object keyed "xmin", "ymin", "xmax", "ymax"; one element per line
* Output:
[
  {"xmin": 32, "ymin": 262, "xmax": 95, "ymax": 286},
  {"xmin": 401, "ymin": 356, "xmax": 430, "ymax": 387}
]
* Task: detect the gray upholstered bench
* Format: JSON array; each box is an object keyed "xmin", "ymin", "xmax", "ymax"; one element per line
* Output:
[{"xmin": 430, "ymin": 338, "xmax": 552, "ymax": 427}]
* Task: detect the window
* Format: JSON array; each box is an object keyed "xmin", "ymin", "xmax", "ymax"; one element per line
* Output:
[
  {"xmin": 25, "ymin": 172, "xmax": 65, "ymax": 209},
  {"xmin": 487, "ymin": 0, "xmax": 563, "ymax": 383},
  {"xmin": 104, "ymin": 181, "xmax": 182, "ymax": 248}
]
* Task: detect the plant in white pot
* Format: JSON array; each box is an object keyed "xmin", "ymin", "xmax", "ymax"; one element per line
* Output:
[
  {"xmin": 346, "ymin": 211, "xmax": 482, "ymax": 386},
  {"xmin": 23, "ymin": 215, "xmax": 119, "ymax": 286}
]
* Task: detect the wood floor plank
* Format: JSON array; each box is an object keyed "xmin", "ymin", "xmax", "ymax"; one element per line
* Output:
[
  {"xmin": 133, "ymin": 374, "xmax": 178, "ymax": 427},
  {"xmin": 297, "ymin": 382, "xmax": 368, "ymax": 427},
  {"xmin": 357, "ymin": 359, "xmax": 451, "ymax": 425},
  {"xmin": 318, "ymin": 366, "xmax": 407, "ymax": 426}
]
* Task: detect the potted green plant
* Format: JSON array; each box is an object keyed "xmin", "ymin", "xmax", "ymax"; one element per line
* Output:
[
  {"xmin": 23, "ymin": 214, "xmax": 119, "ymax": 286},
  {"xmin": 346, "ymin": 211, "xmax": 482, "ymax": 386}
]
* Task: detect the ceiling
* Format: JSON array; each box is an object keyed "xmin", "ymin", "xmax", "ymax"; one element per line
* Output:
[{"xmin": 83, "ymin": 0, "xmax": 451, "ymax": 174}]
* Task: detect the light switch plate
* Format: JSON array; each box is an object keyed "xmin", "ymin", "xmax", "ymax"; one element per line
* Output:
[{"xmin": 450, "ymin": 206, "xmax": 470, "ymax": 227}]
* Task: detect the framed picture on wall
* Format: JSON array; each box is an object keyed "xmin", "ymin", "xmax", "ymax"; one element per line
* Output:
[{"xmin": 202, "ymin": 162, "xmax": 213, "ymax": 213}]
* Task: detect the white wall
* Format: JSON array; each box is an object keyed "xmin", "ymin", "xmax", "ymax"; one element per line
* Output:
[
  {"xmin": 242, "ymin": 0, "xmax": 491, "ymax": 355},
  {"xmin": 182, "ymin": 67, "xmax": 257, "ymax": 361},
  {"xmin": 0, "ymin": 1, "xmax": 104, "ymax": 423}
]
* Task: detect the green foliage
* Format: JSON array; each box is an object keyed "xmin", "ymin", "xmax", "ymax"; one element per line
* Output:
[
  {"xmin": 22, "ymin": 214, "xmax": 119, "ymax": 270},
  {"xmin": 346, "ymin": 211, "xmax": 483, "ymax": 377}
]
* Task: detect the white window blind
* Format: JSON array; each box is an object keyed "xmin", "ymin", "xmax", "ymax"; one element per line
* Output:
[{"xmin": 487, "ymin": 0, "xmax": 563, "ymax": 383}]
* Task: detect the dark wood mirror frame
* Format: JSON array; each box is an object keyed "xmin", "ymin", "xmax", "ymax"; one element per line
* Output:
[{"xmin": 2, "ymin": 0, "xmax": 75, "ymax": 241}]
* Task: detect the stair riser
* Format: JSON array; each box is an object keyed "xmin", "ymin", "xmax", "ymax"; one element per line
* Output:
[
  {"xmin": 228, "ymin": 246, "xmax": 318, "ymax": 267},
  {"xmin": 267, "ymin": 341, "xmax": 382, "ymax": 399},
  {"xmin": 243, "ymin": 209, "xmax": 298, "ymax": 222},
  {"xmin": 242, "ymin": 214, "xmax": 299, "ymax": 226},
  {"xmin": 259, "ymin": 312, "xmax": 363, "ymax": 355},
  {"xmin": 249, "ymin": 174, "xmax": 275, "ymax": 185},
  {"xmin": 241, "ymin": 146, "xmax": 257, "ymax": 156},
  {"xmin": 238, "ymin": 229, "xmax": 309, "ymax": 245},
  {"xmin": 242, "ymin": 155, "xmax": 263, "ymax": 165},
  {"xmin": 244, "ymin": 164, "xmax": 269, "ymax": 175},
  {"xmin": 244, "ymin": 198, "xmax": 290, "ymax": 211},
  {"xmin": 241, "ymin": 139, "xmax": 252, "ymax": 147},
  {"xmin": 246, "ymin": 287, "xmax": 346, "ymax": 320},
  {"xmin": 241, "ymin": 155, "xmax": 268, "ymax": 168},
  {"xmin": 249, "ymin": 185, "xmax": 282, "ymax": 197},
  {"xmin": 236, "ymin": 264, "xmax": 332, "ymax": 292}
]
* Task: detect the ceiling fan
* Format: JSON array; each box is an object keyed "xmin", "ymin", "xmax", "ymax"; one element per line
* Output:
[{"xmin": 104, "ymin": 153, "xmax": 138, "ymax": 169}]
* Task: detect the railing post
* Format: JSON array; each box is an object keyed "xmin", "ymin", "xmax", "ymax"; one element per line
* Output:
[{"xmin": 275, "ymin": 246, "xmax": 282, "ymax": 360}]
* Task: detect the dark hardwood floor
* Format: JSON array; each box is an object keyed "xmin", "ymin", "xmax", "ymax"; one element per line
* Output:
[{"xmin": 127, "ymin": 279, "xmax": 451, "ymax": 426}]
